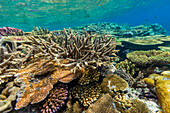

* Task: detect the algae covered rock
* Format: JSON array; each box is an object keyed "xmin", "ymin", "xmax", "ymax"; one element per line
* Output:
[{"xmin": 127, "ymin": 50, "xmax": 170, "ymax": 67}]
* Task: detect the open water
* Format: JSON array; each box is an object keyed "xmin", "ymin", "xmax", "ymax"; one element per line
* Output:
[{"xmin": 0, "ymin": 0, "xmax": 170, "ymax": 33}]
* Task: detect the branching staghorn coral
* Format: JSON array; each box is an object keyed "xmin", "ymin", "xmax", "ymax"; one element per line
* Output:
[
  {"xmin": 26, "ymin": 28, "xmax": 118, "ymax": 73},
  {"xmin": 0, "ymin": 82, "xmax": 19, "ymax": 113},
  {"xmin": 0, "ymin": 45, "xmax": 33, "ymax": 84},
  {"xmin": 32, "ymin": 26, "xmax": 50, "ymax": 35}
]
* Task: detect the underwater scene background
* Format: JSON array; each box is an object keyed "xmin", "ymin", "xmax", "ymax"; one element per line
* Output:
[
  {"xmin": 0, "ymin": 0, "xmax": 170, "ymax": 113},
  {"xmin": 0, "ymin": 0, "xmax": 170, "ymax": 33}
]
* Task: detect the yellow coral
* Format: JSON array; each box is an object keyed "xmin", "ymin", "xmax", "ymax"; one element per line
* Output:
[
  {"xmin": 146, "ymin": 73, "xmax": 170, "ymax": 113},
  {"xmin": 154, "ymin": 75, "xmax": 170, "ymax": 113},
  {"xmin": 161, "ymin": 70, "xmax": 170, "ymax": 77},
  {"xmin": 142, "ymin": 78, "xmax": 155, "ymax": 88}
]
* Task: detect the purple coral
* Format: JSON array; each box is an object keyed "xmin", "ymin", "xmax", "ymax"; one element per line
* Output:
[
  {"xmin": 0, "ymin": 27, "xmax": 23, "ymax": 36},
  {"xmin": 39, "ymin": 83, "xmax": 68, "ymax": 113}
]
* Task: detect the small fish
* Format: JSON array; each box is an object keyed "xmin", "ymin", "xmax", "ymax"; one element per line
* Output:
[{"xmin": 53, "ymin": 32, "xmax": 61, "ymax": 36}]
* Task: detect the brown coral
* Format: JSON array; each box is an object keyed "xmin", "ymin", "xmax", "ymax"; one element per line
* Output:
[
  {"xmin": 114, "ymin": 94, "xmax": 150, "ymax": 113},
  {"xmin": 78, "ymin": 68, "xmax": 100, "ymax": 85},
  {"xmin": 39, "ymin": 83, "xmax": 68, "ymax": 113},
  {"xmin": 100, "ymin": 74, "xmax": 128, "ymax": 95},
  {"xmin": 115, "ymin": 59, "xmax": 139, "ymax": 76},
  {"xmin": 71, "ymin": 82, "xmax": 101, "ymax": 107},
  {"xmin": 85, "ymin": 93, "xmax": 119, "ymax": 113}
]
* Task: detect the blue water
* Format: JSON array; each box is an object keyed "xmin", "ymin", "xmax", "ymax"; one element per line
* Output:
[{"xmin": 0, "ymin": 0, "xmax": 169, "ymax": 33}]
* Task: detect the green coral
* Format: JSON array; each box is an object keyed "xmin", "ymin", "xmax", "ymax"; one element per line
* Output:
[
  {"xmin": 115, "ymin": 59, "xmax": 139, "ymax": 76},
  {"xmin": 127, "ymin": 50, "xmax": 170, "ymax": 67}
]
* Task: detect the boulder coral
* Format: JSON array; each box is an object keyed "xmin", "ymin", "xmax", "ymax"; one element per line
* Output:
[{"xmin": 143, "ymin": 73, "xmax": 170, "ymax": 113}]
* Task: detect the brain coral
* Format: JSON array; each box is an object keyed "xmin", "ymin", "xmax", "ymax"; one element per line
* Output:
[{"xmin": 127, "ymin": 50, "xmax": 170, "ymax": 67}]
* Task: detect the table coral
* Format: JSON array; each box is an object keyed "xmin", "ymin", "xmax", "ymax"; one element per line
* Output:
[
  {"xmin": 71, "ymin": 82, "xmax": 101, "ymax": 107},
  {"xmin": 39, "ymin": 83, "xmax": 68, "ymax": 113},
  {"xmin": 127, "ymin": 50, "xmax": 170, "ymax": 67}
]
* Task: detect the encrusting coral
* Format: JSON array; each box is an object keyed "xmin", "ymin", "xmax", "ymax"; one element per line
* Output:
[
  {"xmin": 71, "ymin": 82, "xmax": 101, "ymax": 107},
  {"xmin": 127, "ymin": 50, "xmax": 170, "ymax": 67},
  {"xmin": 39, "ymin": 83, "xmax": 68, "ymax": 113}
]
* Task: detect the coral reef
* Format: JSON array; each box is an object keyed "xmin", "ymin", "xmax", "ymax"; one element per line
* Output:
[
  {"xmin": 127, "ymin": 50, "xmax": 170, "ymax": 67},
  {"xmin": 0, "ymin": 27, "xmax": 23, "ymax": 36},
  {"xmin": 113, "ymin": 69, "xmax": 144, "ymax": 88},
  {"xmin": 85, "ymin": 93, "xmax": 119, "ymax": 113},
  {"xmin": 115, "ymin": 59, "xmax": 139, "ymax": 76},
  {"xmin": 100, "ymin": 74, "xmax": 128, "ymax": 95},
  {"xmin": 71, "ymin": 82, "xmax": 101, "ymax": 107},
  {"xmin": 39, "ymin": 83, "xmax": 68, "ymax": 113},
  {"xmin": 78, "ymin": 68, "xmax": 100, "ymax": 85},
  {"xmin": 71, "ymin": 23, "xmax": 167, "ymax": 37},
  {"xmin": 0, "ymin": 27, "xmax": 118, "ymax": 112}
]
